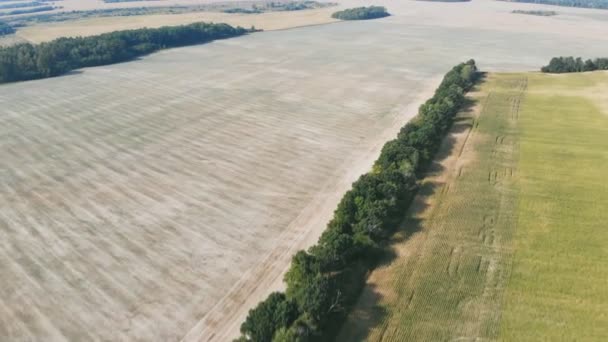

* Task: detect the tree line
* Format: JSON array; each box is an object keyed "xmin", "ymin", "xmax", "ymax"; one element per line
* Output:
[
  {"xmin": 235, "ymin": 60, "xmax": 479, "ymax": 342},
  {"xmin": 0, "ymin": 1, "xmax": 47, "ymax": 10},
  {"xmin": 0, "ymin": 6, "xmax": 56, "ymax": 17},
  {"xmin": 331, "ymin": 6, "xmax": 389, "ymax": 20},
  {"xmin": 501, "ymin": 0, "xmax": 608, "ymax": 9},
  {"xmin": 512, "ymin": 9, "xmax": 558, "ymax": 16},
  {"xmin": 541, "ymin": 56, "xmax": 608, "ymax": 73},
  {"xmin": 0, "ymin": 22, "xmax": 248, "ymax": 84},
  {"xmin": 0, "ymin": 20, "xmax": 14, "ymax": 36}
]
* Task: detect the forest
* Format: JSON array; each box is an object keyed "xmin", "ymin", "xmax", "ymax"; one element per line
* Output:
[
  {"xmin": 0, "ymin": 22, "xmax": 247, "ymax": 83},
  {"xmin": 331, "ymin": 6, "xmax": 389, "ymax": 20},
  {"xmin": 502, "ymin": 0, "xmax": 608, "ymax": 9},
  {"xmin": 235, "ymin": 60, "xmax": 479, "ymax": 342},
  {"xmin": 541, "ymin": 56, "xmax": 608, "ymax": 73}
]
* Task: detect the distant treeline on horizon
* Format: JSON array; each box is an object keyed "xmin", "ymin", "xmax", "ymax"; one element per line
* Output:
[
  {"xmin": 416, "ymin": 0, "xmax": 470, "ymax": 2},
  {"xmin": 0, "ymin": 20, "xmax": 14, "ymax": 36},
  {"xmin": 501, "ymin": 0, "xmax": 608, "ymax": 10}
]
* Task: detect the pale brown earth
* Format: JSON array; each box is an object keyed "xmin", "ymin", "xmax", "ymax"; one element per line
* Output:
[
  {"xmin": 2, "ymin": 1, "xmax": 608, "ymax": 342},
  {"xmin": 0, "ymin": 29, "xmax": 445, "ymax": 341},
  {"xmin": 15, "ymin": 8, "xmax": 339, "ymax": 43},
  {"xmin": 4, "ymin": 0, "xmax": 608, "ymax": 44},
  {"xmin": 180, "ymin": 79, "xmax": 442, "ymax": 342}
]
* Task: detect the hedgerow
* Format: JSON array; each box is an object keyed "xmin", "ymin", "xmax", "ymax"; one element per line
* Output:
[
  {"xmin": 541, "ymin": 56, "xmax": 608, "ymax": 73},
  {"xmin": 237, "ymin": 60, "xmax": 479, "ymax": 342}
]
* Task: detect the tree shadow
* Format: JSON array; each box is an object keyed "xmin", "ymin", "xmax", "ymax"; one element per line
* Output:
[
  {"xmin": 61, "ymin": 70, "xmax": 84, "ymax": 77},
  {"xmin": 337, "ymin": 90, "xmax": 482, "ymax": 341}
]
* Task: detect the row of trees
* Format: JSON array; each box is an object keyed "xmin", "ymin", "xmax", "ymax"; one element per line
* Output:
[
  {"xmin": 0, "ymin": 21, "xmax": 14, "ymax": 36},
  {"xmin": 541, "ymin": 56, "xmax": 608, "ymax": 73},
  {"xmin": 0, "ymin": 5, "xmax": 56, "ymax": 17},
  {"xmin": 236, "ymin": 60, "xmax": 479, "ymax": 342},
  {"xmin": 512, "ymin": 9, "xmax": 558, "ymax": 16},
  {"xmin": 0, "ymin": 1, "xmax": 46, "ymax": 10},
  {"xmin": 503, "ymin": 0, "xmax": 608, "ymax": 9},
  {"xmin": 0, "ymin": 22, "xmax": 248, "ymax": 83},
  {"xmin": 331, "ymin": 6, "xmax": 389, "ymax": 20}
]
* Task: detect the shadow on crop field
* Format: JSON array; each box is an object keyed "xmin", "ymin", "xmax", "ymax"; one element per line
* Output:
[{"xmin": 338, "ymin": 91, "xmax": 482, "ymax": 341}]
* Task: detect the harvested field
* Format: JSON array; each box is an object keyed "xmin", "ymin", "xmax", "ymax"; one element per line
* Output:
[
  {"xmin": 8, "ymin": 0, "xmax": 608, "ymax": 43},
  {"xmin": 15, "ymin": 8, "xmax": 339, "ymax": 43},
  {"xmin": 2, "ymin": 1, "xmax": 608, "ymax": 341},
  {"xmin": 339, "ymin": 72, "xmax": 608, "ymax": 341}
]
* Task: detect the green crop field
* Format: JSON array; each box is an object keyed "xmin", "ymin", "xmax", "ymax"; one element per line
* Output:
[
  {"xmin": 339, "ymin": 71, "xmax": 608, "ymax": 341},
  {"xmin": 501, "ymin": 72, "xmax": 608, "ymax": 340}
]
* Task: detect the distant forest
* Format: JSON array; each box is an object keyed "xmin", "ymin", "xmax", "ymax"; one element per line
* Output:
[
  {"xmin": 0, "ymin": 21, "xmax": 14, "ymax": 36},
  {"xmin": 331, "ymin": 6, "xmax": 390, "ymax": 20},
  {"xmin": 103, "ymin": 0, "xmax": 162, "ymax": 3},
  {"xmin": 0, "ymin": 6, "xmax": 57, "ymax": 17},
  {"xmin": 501, "ymin": 0, "xmax": 608, "ymax": 10},
  {"xmin": 512, "ymin": 9, "xmax": 558, "ymax": 15},
  {"xmin": 0, "ymin": 1, "xmax": 48, "ymax": 10},
  {"xmin": 541, "ymin": 57, "xmax": 608, "ymax": 73},
  {"xmin": 0, "ymin": 22, "xmax": 247, "ymax": 84},
  {"xmin": 417, "ymin": 0, "xmax": 470, "ymax": 2}
]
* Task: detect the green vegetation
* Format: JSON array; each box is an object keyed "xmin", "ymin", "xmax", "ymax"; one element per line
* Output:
[
  {"xmin": 339, "ymin": 73, "xmax": 523, "ymax": 341},
  {"xmin": 224, "ymin": 1, "xmax": 331, "ymax": 14},
  {"xmin": 500, "ymin": 0, "xmax": 608, "ymax": 10},
  {"xmin": 0, "ymin": 20, "xmax": 14, "ymax": 36},
  {"xmin": 3, "ymin": 1, "xmax": 334, "ymax": 27},
  {"xmin": 104, "ymin": 0, "xmax": 162, "ymax": 3},
  {"xmin": 331, "ymin": 6, "xmax": 389, "ymax": 20},
  {"xmin": 0, "ymin": 22, "xmax": 247, "ymax": 83},
  {"xmin": 417, "ymin": 0, "xmax": 471, "ymax": 2},
  {"xmin": 339, "ymin": 72, "xmax": 608, "ymax": 341},
  {"xmin": 0, "ymin": 5, "xmax": 57, "ymax": 17},
  {"xmin": 500, "ymin": 72, "xmax": 608, "ymax": 341},
  {"xmin": 541, "ymin": 56, "xmax": 608, "ymax": 73},
  {"xmin": 236, "ymin": 61, "xmax": 479, "ymax": 342},
  {"xmin": 512, "ymin": 9, "xmax": 558, "ymax": 15},
  {"xmin": 0, "ymin": 1, "xmax": 47, "ymax": 10}
]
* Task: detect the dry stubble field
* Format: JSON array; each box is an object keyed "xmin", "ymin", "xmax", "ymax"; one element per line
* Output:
[{"xmin": 2, "ymin": 2, "xmax": 608, "ymax": 341}]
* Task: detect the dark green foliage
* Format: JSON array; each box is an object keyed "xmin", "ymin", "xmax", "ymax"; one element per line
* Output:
[
  {"xmin": 240, "ymin": 292, "xmax": 300, "ymax": 342},
  {"xmin": 272, "ymin": 316, "xmax": 316, "ymax": 342},
  {"xmin": 0, "ymin": 6, "xmax": 56, "ymax": 16},
  {"xmin": 223, "ymin": 8, "xmax": 262, "ymax": 14},
  {"xmin": 104, "ymin": 0, "xmax": 162, "ymax": 3},
  {"xmin": 501, "ymin": 0, "xmax": 608, "ymax": 9},
  {"xmin": 0, "ymin": 22, "xmax": 247, "ymax": 84},
  {"xmin": 331, "ymin": 6, "xmax": 389, "ymax": 20},
  {"xmin": 541, "ymin": 56, "xmax": 608, "ymax": 73},
  {"xmin": 236, "ymin": 60, "xmax": 479, "ymax": 342},
  {"xmin": 0, "ymin": 21, "xmax": 14, "ymax": 36},
  {"xmin": 512, "ymin": 9, "xmax": 558, "ymax": 15}
]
